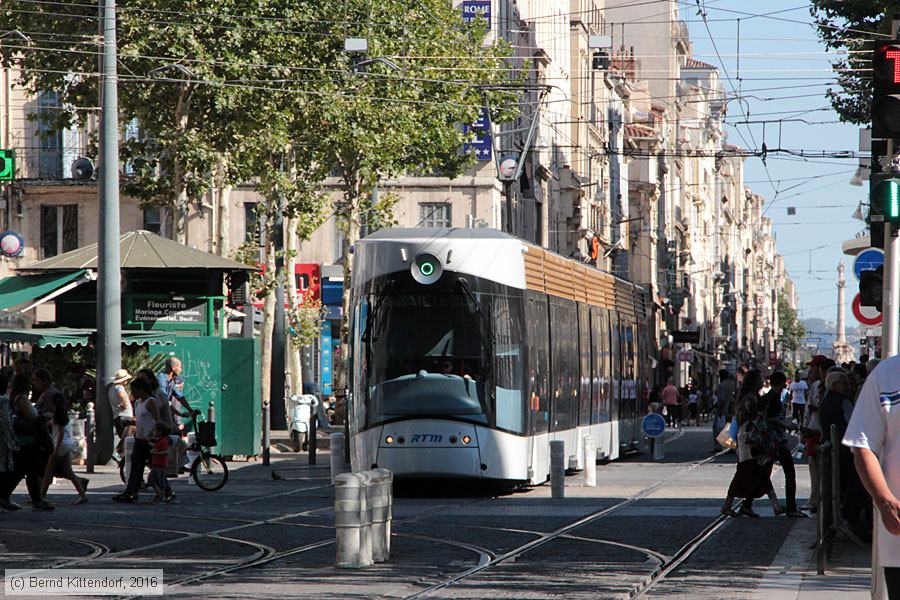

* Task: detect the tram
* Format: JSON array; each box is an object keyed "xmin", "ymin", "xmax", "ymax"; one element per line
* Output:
[{"xmin": 347, "ymin": 228, "xmax": 651, "ymax": 484}]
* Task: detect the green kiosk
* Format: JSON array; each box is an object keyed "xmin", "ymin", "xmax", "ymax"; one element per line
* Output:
[{"xmin": 0, "ymin": 230, "xmax": 260, "ymax": 459}]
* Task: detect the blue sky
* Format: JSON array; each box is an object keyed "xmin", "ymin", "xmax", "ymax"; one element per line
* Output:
[{"xmin": 684, "ymin": 1, "xmax": 865, "ymax": 331}]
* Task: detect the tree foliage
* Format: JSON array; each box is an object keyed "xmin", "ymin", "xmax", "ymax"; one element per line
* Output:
[
  {"xmin": 808, "ymin": 1, "xmax": 898, "ymax": 124},
  {"xmin": 778, "ymin": 292, "xmax": 807, "ymax": 353}
]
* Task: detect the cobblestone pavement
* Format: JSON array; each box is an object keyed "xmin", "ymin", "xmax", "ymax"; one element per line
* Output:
[{"xmin": 0, "ymin": 426, "xmax": 870, "ymax": 599}]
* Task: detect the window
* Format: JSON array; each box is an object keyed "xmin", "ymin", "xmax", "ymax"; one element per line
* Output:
[
  {"xmin": 40, "ymin": 205, "xmax": 78, "ymax": 258},
  {"xmin": 244, "ymin": 202, "xmax": 260, "ymax": 243},
  {"xmin": 418, "ymin": 203, "xmax": 451, "ymax": 228},
  {"xmin": 38, "ymin": 92, "xmax": 63, "ymax": 179},
  {"xmin": 143, "ymin": 206, "xmax": 174, "ymax": 238}
]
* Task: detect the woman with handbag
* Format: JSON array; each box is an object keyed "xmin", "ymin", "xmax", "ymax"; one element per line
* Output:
[
  {"xmin": 39, "ymin": 393, "xmax": 87, "ymax": 505},
  {"xmin": 1, "ymin": 373, "xmax": 53, "ymax": 511},
  {"xmin": 720, "ymin": 369, "xmax": 783, "ymax": 518}
]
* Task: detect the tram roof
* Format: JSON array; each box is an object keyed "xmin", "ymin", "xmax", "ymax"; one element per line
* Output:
[{"xmin": 362, "ymin": 228, "xmax": 516, "ymax": 242}]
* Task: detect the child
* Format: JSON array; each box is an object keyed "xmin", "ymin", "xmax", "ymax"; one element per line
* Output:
[{"xmin": 148, "ymin": 422, "xmax": 174, "ymax": 504}]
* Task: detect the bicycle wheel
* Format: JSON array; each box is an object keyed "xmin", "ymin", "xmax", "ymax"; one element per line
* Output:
[{"xmin": 190, "ymin": 454, "xmax": 228, "ymax": 491}]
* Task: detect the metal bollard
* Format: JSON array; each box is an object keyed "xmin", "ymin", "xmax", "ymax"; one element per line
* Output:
[
  {"xmin": 583, "ymin": 436, "xmax": 596, "ymax": 487},
  {"xmin": 369, "ymin": 468, "xmax": 393, "ymax": 562},
  {"xmin": 123, "ymin": 436, "xmax": 135, "ymax": 483},
  {"xmin": 652, "ymin": 436, "xmax": 665, "ymax": 460},
  {"xmin": 357, "ymin": 471, "xmax": 374, "ymax": 567},
  {"xmin": 334, "ymin": 473, "xmax": 367, "ymax": 568},
  {"xmin": 309, "ymin": 413, "xmax": 318, "ymax": 466},
  {"xmin": 330, "ymin": 432, "xmax": 348, "ymax": 484},
  {"xmin": 550, "ymin": 440, "xmax": 565, "ymax": 499},
  {"xmin": 85, "ymin": 402, "xmax": 95, "ymax": 474}
]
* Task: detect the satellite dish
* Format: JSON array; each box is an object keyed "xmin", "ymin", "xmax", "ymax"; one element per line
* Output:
[{"xmin": 71, "ymin": 157, "xmax": 94, "ymax": 180}]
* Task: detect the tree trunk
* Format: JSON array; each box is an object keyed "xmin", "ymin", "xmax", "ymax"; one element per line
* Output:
[
  {"xmin": 334, "ymin": 179, "xmax": 362, "ymax": 398},
  {"xmin": 216, "ymin": 158, "xmax": 231, "ymax": 257},
  {"xmin": 286, "ymin": 215, "xmax": 303, "ymax": 396},
  {"xmin": 173, "ymin": 87, "xmax": 191, "ymax": 244}
]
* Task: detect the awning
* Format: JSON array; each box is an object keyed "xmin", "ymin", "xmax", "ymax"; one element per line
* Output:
[
  {"xmin": 0, "ymin": 270, "xmax": 88, "ymax": 312},
  {"xmin": 0, "ymin": 328, "xmax": 175, "ymax": 348}
]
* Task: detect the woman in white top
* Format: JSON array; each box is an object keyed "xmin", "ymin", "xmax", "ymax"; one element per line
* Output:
[
  {"xmin": 40, "ymin": 393, "xmax": 87, "ymax": 504},
  {"xmin": 113, "ymin": 378, "xmax": 159, "ymax": 503}
]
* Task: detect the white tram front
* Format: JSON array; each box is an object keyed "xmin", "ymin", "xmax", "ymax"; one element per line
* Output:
[{"xmin": 347, "ymin": 228, "xmax": 650, "ymax": 485}]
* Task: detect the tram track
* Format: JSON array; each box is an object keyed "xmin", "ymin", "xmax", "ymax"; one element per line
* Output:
[{"xmin": 401, "ymin": 446, "xmax": 732, "ymax": 600}]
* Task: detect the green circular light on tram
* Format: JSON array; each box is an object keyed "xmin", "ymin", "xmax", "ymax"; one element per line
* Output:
[{"xmin": 419, "ymin": 261, "xmax": 435, "ymax": 276}]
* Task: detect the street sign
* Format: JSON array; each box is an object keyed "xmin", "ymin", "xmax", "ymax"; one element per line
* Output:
[
  {"xmin": 460, "ymin": 0, "xmax": 491, "ymax": 29},
  {"xmin": 671, "ymin": 330, "xmax": 699, "ymax": 344},
  {"xmin": 462, "ymin": 108, "xmax": 492, "ymax": 161},
  {"xmin": 852, "ymin": 293, "xmax": 883, "ymax": 326},
  {"xmin": 0, "ymin": 230, "xmax": 24, "ymax": 257},
  {"xmin": 676, "ymin": 349, "xmax": 694, "ymax": 362},
  {"xmin": 0, "ymin": 149, "xmax": 14, "ymax": 181},
  {"xmin": 853, "ymin": 248, "xmax": 884, "ymax": 280},
  {"xmin": 641, "ymin": 413, "xmax": 666, "ymax": 438},
  {"xmin": 499, "ymin": 156, "xmax": 518, "ymax": 179}
]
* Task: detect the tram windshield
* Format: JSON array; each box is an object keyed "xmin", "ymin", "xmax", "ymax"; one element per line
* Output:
[{"xmin": 361, "ymin": 279, "xmax": 491, "ymax": 422}]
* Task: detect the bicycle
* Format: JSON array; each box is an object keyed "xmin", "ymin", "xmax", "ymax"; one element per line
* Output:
[{"xmin": 113, "ymin": 411, "xmax": 228, "ymax": 491}]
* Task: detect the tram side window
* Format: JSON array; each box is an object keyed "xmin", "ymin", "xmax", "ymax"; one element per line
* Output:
[
  {"xmin": 549, "ymin": 297, "xmax": 578, "ymax": 432},
  {"xmin": 593, "ymin": 308, "xmax": 611, "ymax": 422},
  {"xmin": 525, "ymin": 294, "xmax": 550, "ymax": 435},
  {"xmin": 577, "ymin": 303, "xmax": 592, "ymax": 427},
  {"xmin": 489, "ymin": 293, "xmax": 525, "ymax": 434},
  {"xmin": 609, "ymin": 312, "xmax": 620, "ymax": 422}
]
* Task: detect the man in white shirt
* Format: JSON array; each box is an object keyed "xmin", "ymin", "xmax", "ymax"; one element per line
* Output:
[
  {"xmin": 843, "ymin": 357, "xmax": 900, "ymax": 599},
  {"xmin": 789, "ymin": 371, "xmax": 809, "ymax": 423}
]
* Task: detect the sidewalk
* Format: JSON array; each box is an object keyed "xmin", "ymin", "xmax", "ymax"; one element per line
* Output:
[{"xmin": 753, "ymin": 516, "xmax": 871, "ymax": 600}]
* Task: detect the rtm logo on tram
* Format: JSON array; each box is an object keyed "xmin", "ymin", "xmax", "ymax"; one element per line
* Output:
[{"xmin": 410, "ymin": 434, "xmax": 443, "ymax": 443}]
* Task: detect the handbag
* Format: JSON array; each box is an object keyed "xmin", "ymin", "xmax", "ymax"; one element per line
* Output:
[
  {"xmin": 728, "ymin": 416, "xmax": 739, "ymax": 440},
  {"xmin": 716, "ymin": 421, "xmax": 737, "ymax": 449}
]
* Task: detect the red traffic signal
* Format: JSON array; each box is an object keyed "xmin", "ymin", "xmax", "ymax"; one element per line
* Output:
[{"xmin": 872, "ymin": 42, "xmax": 900, "ymax": 138}]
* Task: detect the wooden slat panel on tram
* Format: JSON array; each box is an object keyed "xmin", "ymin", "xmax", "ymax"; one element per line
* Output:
[
  {"xmin": 523, "ymin": 246, "xmax": 545, "ymax": 294},
  {"xmin": 572, "ymin": 264, "xmax": 588, "ymax": 304}
]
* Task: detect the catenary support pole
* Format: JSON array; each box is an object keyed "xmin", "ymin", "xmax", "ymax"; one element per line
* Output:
[
  {"xmin": 882, "ymin": 138, "xmax": 899, "ymax": 359},
  {"xmin": 95, "ymin": 0, "xmax": 122, "ymax": 465},
  {"xmin": 270, "ymin": 195, "xmax": 287, "ymax": 439},
  {"xmin": 550, "ymin": 440, "xmax": 565, "ymax": 499}
]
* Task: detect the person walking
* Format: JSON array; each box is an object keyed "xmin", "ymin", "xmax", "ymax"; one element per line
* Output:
[
  {"xmin": 147, "ymin": 422, "xmax": 173, "ymax": 504},
  {"xmin": 764, "ymin": 371, "xmax": 806, "ymax": 518},
  {"xmin": 712, "ymin": 370, "xmax": 736, "ymax": 452},
  {"xmin": 39, "ymin": 393, "xmax": 87, "ymax": 505},
  {"xmin": 0, "ymin": 373, "xmax": 19, "ymax": 511},
  {"xmin": 789, "ymin": 370, "xmax": 808, "ymax": 423},
  {"xmin": 2, "ymin": 373, "xmax": 52, "ymax": 511},
  {"xmin": 720, "ymin": 369, "xmax": 783, "ymax": 518},
  {"xmin": 843, "ymin": 356, "xmax": 900, "ymax": 599},
  {"xmin": 661, "ymin": 379, "xmax": 678, "ymax": 427},
  {"xmin": 113, "ymin": 378, "xmax": 159, "ymax": 503},
  {"xmin": 108, "ymin": 369, "xmax": 134, "ymax": 459}
]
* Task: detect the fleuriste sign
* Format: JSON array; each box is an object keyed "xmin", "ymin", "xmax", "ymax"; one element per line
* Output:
[{"xmin": 132, "ymin": 298, "xmax": 205, "ymax": 324}]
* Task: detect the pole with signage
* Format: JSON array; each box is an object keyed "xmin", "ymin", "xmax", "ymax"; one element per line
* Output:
[{"xmin": 95, "ymin": 0, "xmax": 122, "ymax": 464}]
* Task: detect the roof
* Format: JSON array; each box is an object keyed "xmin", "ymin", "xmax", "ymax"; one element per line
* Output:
[
  {"xmin": 364, "ymin": 228, "xmax": 516, "ymax": 241},
  {"xmin": 684, "ymin": 57, "xmax": 717, "ymax": 70},
  {"xmin": 18, "ymin": 230, "xmax": 256, "ymax": 272}
]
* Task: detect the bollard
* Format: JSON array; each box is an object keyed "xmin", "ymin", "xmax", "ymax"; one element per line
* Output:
[
  {"xmin": 550, "ymin": 440, "xmax": 565, "ymax": 499},
  {"xmin": 85, "ymin": 402, "xmax": 95, "ymax": 474},
  {"xmin": 583, "ymin": 436, "xmax": 596, "ymax": 487},
  {"xmin": 330, "ymin": 432, "xmax": 347, "ymax": 484},
  {"xmin": 334, "ymin": 472, "xmax": 367, "ymax": 568},
  {"xmin": 123, "ymin": 436, "xmax": 135, "ymax": 483},
  {"xmin": 207, "ymin": 401, "xmax": 216, "ymax": 424},
  {"xmin": 369, "ymin": 468, "xmax": 393, "ymax": 562},
  {"xmin": 653, "ymin": 436, "xmax": 665, "ymax": 460},
  {"xmin": 309, "ymin": 413, "xmax": 318, "ymax": 466},
  {"xmin": 357, "ymin": 472, "xmax": 374, "ymax": 567}
]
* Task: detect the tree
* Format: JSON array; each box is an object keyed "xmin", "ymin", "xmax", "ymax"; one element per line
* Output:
[
  {"xmin": 778, "ymin": 292, "xmax": 807, "ymax": 354},
  {"xmin": 281, "ymin": 0, "xmax": 516, "ymax": 392},
  {"xmin": 808, "ymin": 2, "xmax": 896, "ymax": 124}
]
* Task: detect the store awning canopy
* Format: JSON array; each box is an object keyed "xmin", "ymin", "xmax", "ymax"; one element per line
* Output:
[
  {"xmin": 0, "ymin": 328, "xmax": 175, "ymax": 348},
  {"xmin": 0, "ymin": 270, "xmax": 88, "ymax": 312}
]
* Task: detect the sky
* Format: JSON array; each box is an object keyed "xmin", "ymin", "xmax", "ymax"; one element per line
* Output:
[{"xmin": 683, "ymin": 1, "xmax": 866, "ymax": 334}]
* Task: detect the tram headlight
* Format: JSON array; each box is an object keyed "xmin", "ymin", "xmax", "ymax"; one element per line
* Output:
[
  {"xmin": 385, "ymin": 435, "xmax": 394, "ymax": 445},
  {"xmin": 462, "ymin": 435, "xmax": 471, "ymax": 445},
  {"xmin": 411, "ymin": 253, "xmax": 443, "ymax": 285}
]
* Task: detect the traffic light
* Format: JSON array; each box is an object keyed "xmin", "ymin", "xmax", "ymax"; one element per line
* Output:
[
  {"xmin": 872, "ymin": 173, "xmax": 900, "ymax": 227},
  {"xmin": 873, "ymin": 41, "xmax": 900, "ymax": 138},
  {"xmin": 860, "ymin": 265, "xmax": 884, "ymax": 310}
]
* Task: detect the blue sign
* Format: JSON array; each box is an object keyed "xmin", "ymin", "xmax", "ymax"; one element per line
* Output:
[
  {"xmin": 853, "ymin": 248, "xmax": 884, "ymax": 280},
  {"xmin": 320, "ymin": 320, "xmax": 333, "ymax": 395},
  {"xmin": 641, "ymin": 413, "xmax": 666, "ymax": 438},
  {"xmin": 463, "ymin": 108, "xmax": 492, "ymax": 161},
  {"xmin": 461, "ymin": 0, "xmax": 491, "ymax": 30}
]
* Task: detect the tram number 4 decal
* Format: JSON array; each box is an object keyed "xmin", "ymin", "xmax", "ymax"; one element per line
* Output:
[{"xmin": 409, "ymin": 434, "xmax": 443, "ymax": 444}]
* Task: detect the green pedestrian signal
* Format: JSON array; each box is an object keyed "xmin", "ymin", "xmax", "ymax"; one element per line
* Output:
[
  {"xmin": 0, "ymin": 149, "xmax": 14, "ymax": 181},
  {"xmin": 871, "ymin": 174, "xmax": 900, "ymax": 226}
]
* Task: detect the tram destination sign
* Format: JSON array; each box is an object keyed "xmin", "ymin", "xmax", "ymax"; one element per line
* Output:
[
  {"xmin": 132, "ymin": 298, "xmax": 205, "ymax": 324},
  {"xmin": 671, "ymin": 330, "xmax": 700, "ymax": 344}
]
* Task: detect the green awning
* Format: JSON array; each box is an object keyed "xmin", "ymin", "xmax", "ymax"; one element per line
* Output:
[
  {"xmin": 0, "ymin": 270, "xmax": 87, "ymax": 312},
  {"xmin": 0, "ymin": 328, "xmax": 174, "ymax": 348}
]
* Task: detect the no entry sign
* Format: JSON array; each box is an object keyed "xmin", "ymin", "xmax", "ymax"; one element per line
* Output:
[{"xmin": 852, "ymin": 293, "xmax": 882, "ymax": 327}]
